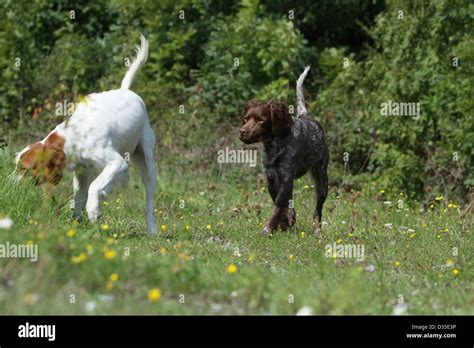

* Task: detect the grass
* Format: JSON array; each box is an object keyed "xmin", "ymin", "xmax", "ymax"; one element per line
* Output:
[{"xmin": 0, "ymin": 146, "xmax": 472, "ymax": 315}]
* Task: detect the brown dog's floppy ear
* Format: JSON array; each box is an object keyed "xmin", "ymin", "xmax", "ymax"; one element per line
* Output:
[{"xmin": 268, "ymin": 101, "xmax": 293, "ymax": 136}]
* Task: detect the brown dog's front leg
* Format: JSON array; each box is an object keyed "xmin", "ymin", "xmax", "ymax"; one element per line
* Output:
[
  {"xmin": 278, "ymin": 206, "xmax": 290, "ymax": 231},
  {"xmin": 263, "ymin": 206, "xmax": 286, "ymax": 236},
  {"xmin": 263, "ymin": 179, "xmax": 293, "ymax": 236},
  {"xmin": 278, "ymin": 202, "xmax": 296, "ymax": 231},
  {"xmin": 287, "ymin": 206, "xmax": 296, "ymax": 227}
]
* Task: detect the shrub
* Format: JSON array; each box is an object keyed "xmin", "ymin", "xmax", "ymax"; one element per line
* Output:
[
  {"xmin": 189, "ymin": 0, "xmax": 311, "ymax": 119},
  {"xmin": 314, "ymin": 0, "xmax": 473, "ymax": 198}
]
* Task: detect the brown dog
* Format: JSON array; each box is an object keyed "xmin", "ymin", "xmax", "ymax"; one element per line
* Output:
[{"xmin": 239, "ymin": 67, "xmax": 329, "ymax": 236}]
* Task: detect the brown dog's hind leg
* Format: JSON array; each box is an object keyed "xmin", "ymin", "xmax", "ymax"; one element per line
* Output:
[{"xmin": 310, "ymin": 164, "xmax": 328, "ymax": 236}]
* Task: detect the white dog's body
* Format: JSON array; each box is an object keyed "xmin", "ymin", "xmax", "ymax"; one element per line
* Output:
[
  {"xmin": 57, "ymin": 89, "xmax": 152, "ymax": 170},
  {"xmin": 16, "ymin": 35, "xmax": 157, "ymax": 233}
]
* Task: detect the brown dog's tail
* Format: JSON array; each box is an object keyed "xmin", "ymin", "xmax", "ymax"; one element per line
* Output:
[{"xmin": 296, "ymin": 66, "xmax": 310, "ymax": 117}]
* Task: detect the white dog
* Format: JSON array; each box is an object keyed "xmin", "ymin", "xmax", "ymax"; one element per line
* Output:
[{"xmin": 15, "ymin": 35, "xmax": 157, "ymax": 233}]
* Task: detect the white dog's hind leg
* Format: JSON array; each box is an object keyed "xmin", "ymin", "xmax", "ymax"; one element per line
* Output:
[
  {"xmin": 132, "ymin": 125, "xmax": 157, "ymax": 234},
  {"xmin": 72, "ymin": 169, "xmax": 91, "ymax": 220},
  {"xmin": 86, "ymin": 157, "xmax": 129, "ymax": 224}
]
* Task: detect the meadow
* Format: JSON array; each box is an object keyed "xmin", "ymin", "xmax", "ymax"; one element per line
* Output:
[{"xmin": 0, "ymin": 146, "xmax": 471, "ymax": 315}]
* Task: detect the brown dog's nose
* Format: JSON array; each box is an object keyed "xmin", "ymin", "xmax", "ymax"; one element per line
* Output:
[{"xmin": 239, "ymin": 128, "xmax": 247, "ymax": 138}]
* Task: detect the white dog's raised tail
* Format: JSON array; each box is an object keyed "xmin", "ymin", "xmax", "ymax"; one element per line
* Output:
[
  {"xmin": 121, "ymin": 34, "xmax": 149, "ymax": 89},
  {"xmin": 296, "ymin": 66, "xmax": 310, "ymax": 117}
]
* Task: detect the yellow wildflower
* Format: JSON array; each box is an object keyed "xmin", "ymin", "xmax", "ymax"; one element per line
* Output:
[
  {"xmin": 86, "ymin": 244, "xmax": 94, "ymax": 254},
  {"xmin": 104, "ymin": 250, "xmax": 117, "ymax": 260},
  {"xmin": 148, "ymin": 288, "xmax": 161, "ymax": 301},
  {"xmin": 71, "ymin": 253, "xmax": 87, "ymax": 264},
  {"xmin": 227, "ymin": 263, "xmax": 237, "ymax": 274}
]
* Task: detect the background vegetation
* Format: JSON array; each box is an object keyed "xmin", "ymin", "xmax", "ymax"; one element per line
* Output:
[{"xmin": 1, "ymin": 0, "xmax": 472, "ymax": 198}]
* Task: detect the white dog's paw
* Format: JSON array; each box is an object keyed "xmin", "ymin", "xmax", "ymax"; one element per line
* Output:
[{"xmin": 87, "ymin": 207, "xmax": 101, "ymax": 223}]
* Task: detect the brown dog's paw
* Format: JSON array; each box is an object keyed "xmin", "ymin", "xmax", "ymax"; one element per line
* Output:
[
  {"xmin": 262, "ymin": 226, "xmax": 273, "ymax": 237},
  {"xmin": 278, "ymin": 220, "xmax": 290, "ymax": 231},
  {"xmin": 314, "ymin": 224, "xmax": 321, "ymax": 237},
  {"xmin": 314, "ymin": 227, "xmax": 321, "ymax": 237}
]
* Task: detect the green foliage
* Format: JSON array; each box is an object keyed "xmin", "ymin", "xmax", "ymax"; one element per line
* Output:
[
  {"xmin": 0, "ymin": 0, "xmax": 117, "ymax": 135},
  {"xmin": 315, "ymin": 0, "xmax": 474, "ymax": 197},
  {"xmin": 318, "ymin": 47, "xmax": 351, "ymax": 83},
  {"xmin": 189, "ymin": 0, "xmax": 310, "ymax": 118},
  {"xmin": 0, "ymin": 0, "xmax": 471, "ymax": 198},
  {"xmin": 262, "ymin": 0, "xmax": 385, "ymax": 54}
]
